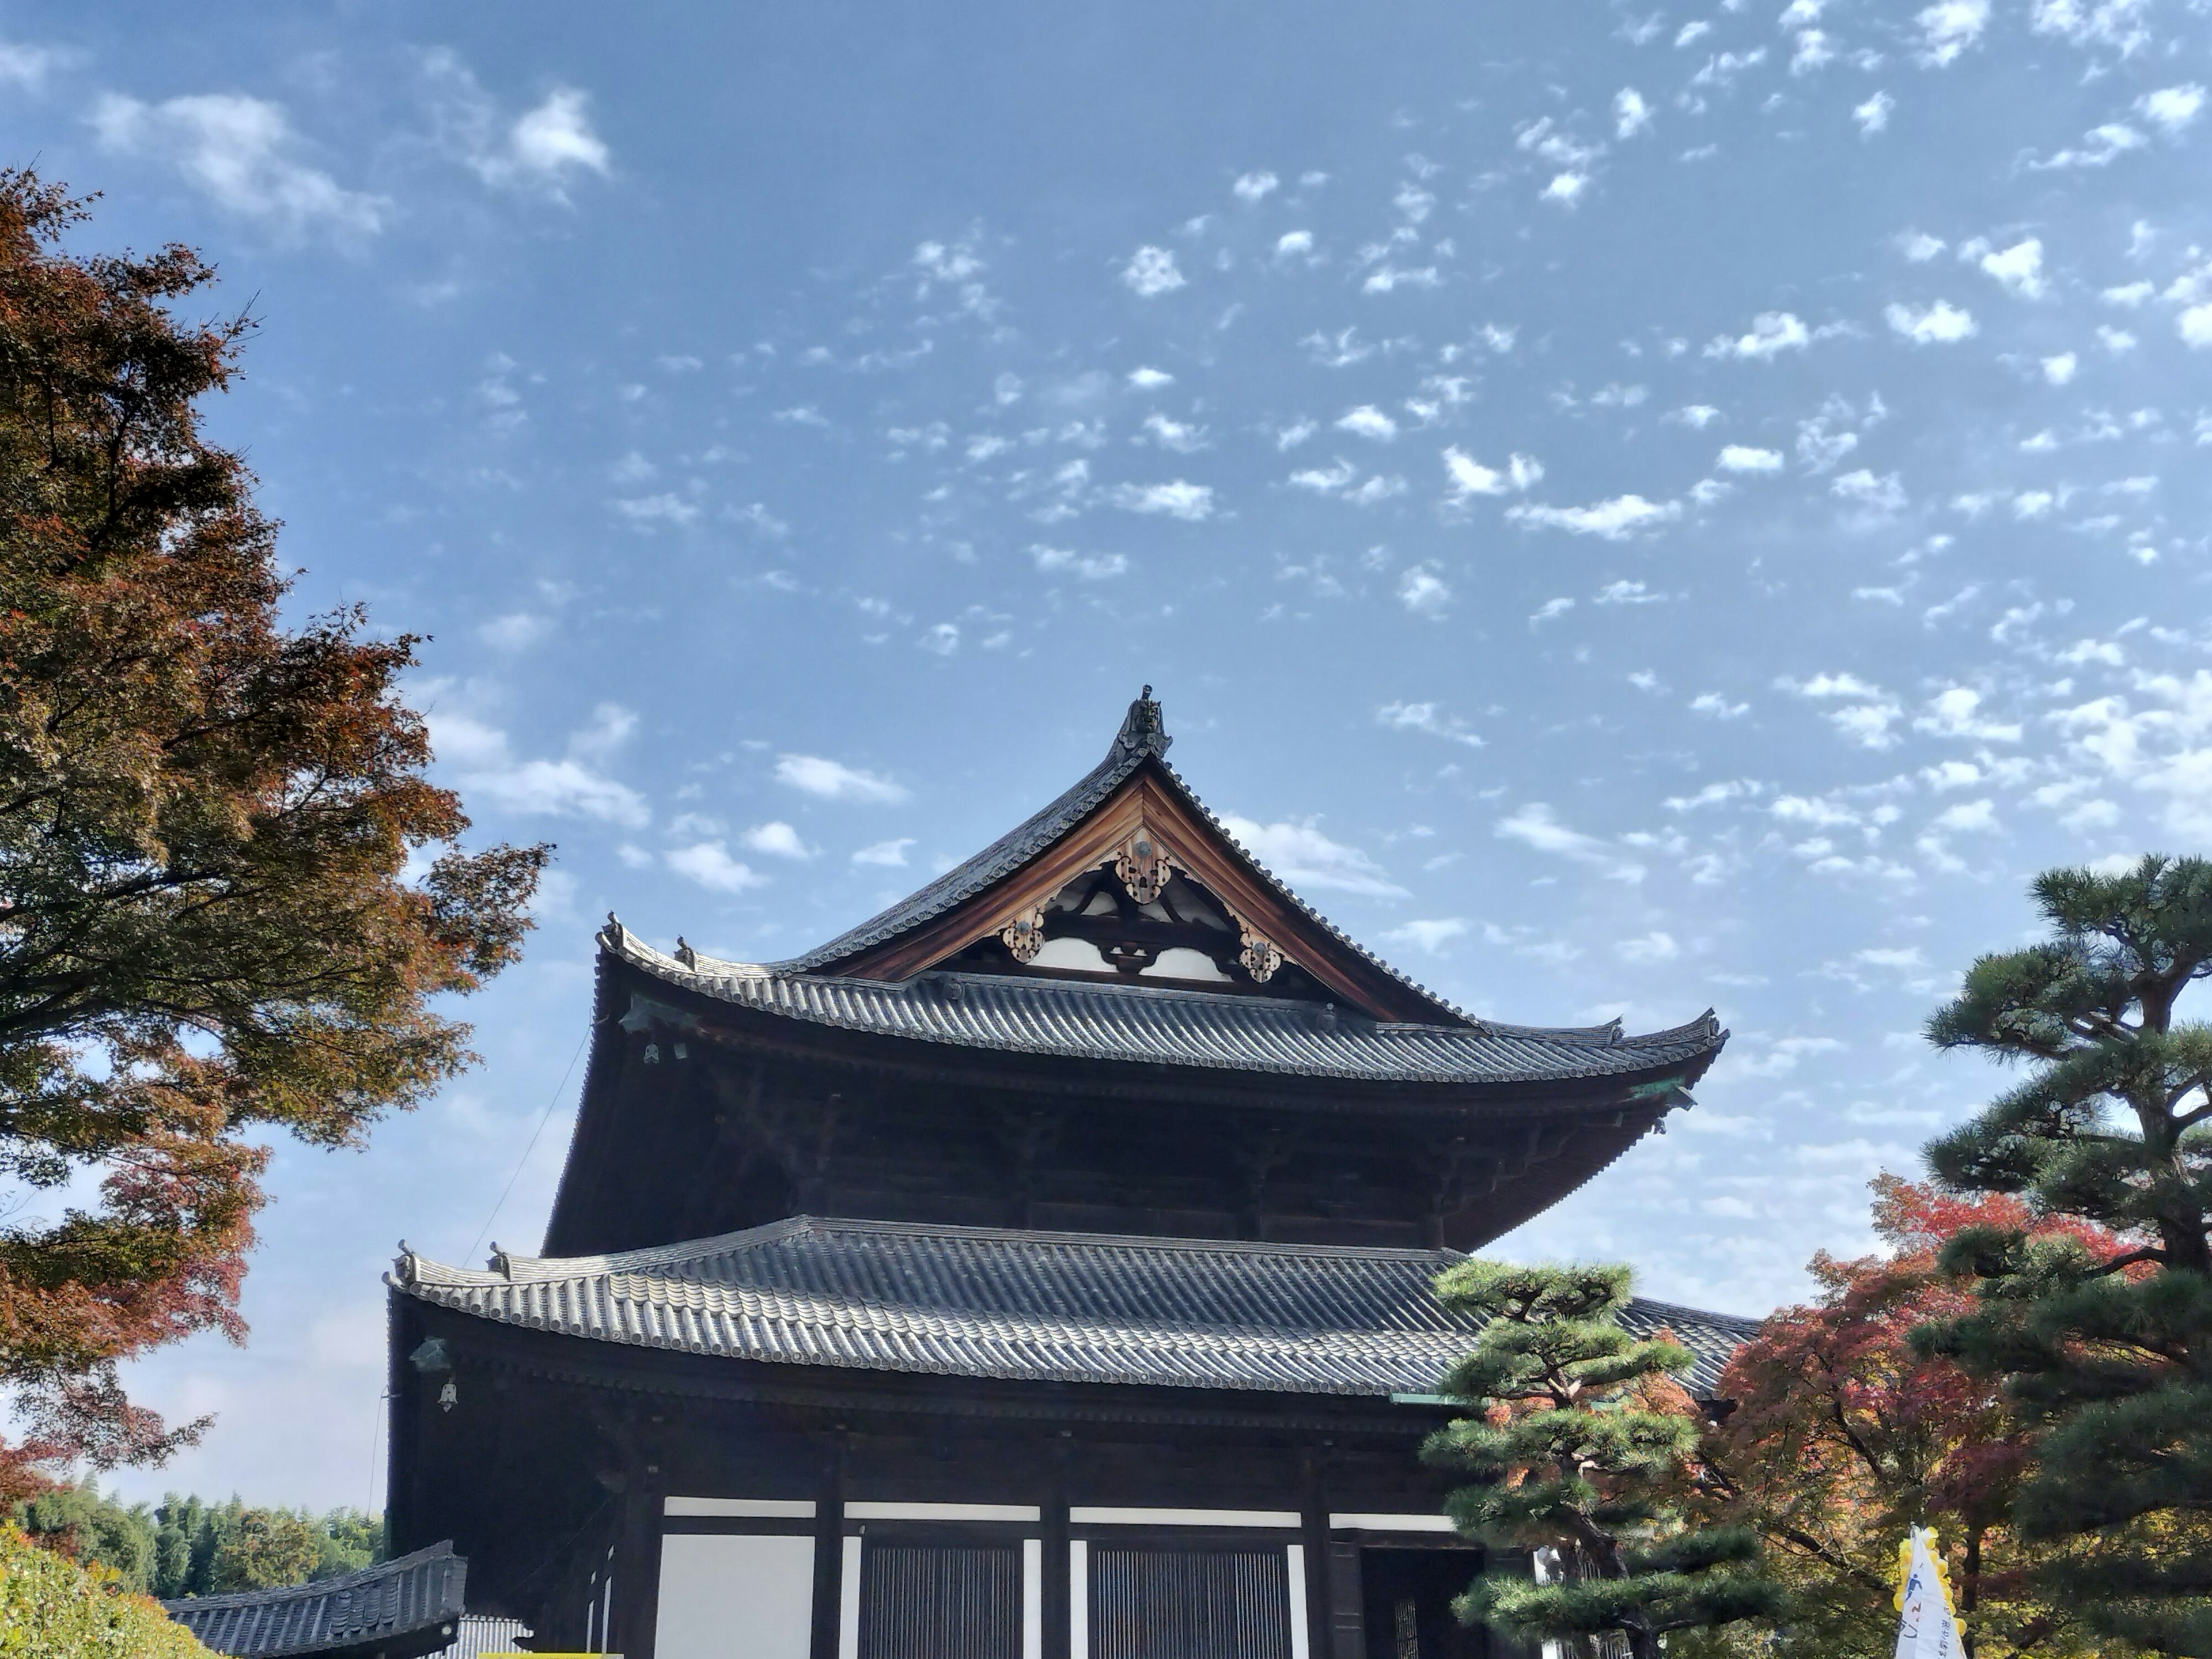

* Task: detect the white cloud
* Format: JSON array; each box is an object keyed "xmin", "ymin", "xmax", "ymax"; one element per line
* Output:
[
  {"xmin": 1508, "ymin": 495, "xmax": 1681, "ymax": 539},
  {"xmin": 1915, "ymin": 0, "xmax": 1989, "ymax": 66},
  {"xmin": 666, "ymin": 841, "xmax": 766, "ymax": 894},
  {"xmin": 1672, "ymin": 404, "xmax": 1722, "ymax": 429},
  {"xmin": 1705, "ymin": 311, "xmax": 1812, "ymax": 360},
  {"xmin": 1531, "ymin": 597, "xmax": 1575, "ymax": 626},
  {"xmin": 1109, "ymin": 480, "xmax": 1214, "ymax": 520},
  {"xmin": 1141, "ymin": 412, "xmax": 1209, "ymax": 453},
  {"xmin": 2042, "ymin": 351, "xmax": 2079, "ymax": 385},
  {"xmin": 1032, "ymin": 545, "xmax": 1130, "ymax": 579},
  {"xmin": 851, "ymin": 838, "xmax": 915, "ymax": 868},
  {"xmin": 90, "ymin": 93, "xmax": 384, "ymax": 236},
  {"xmin": 2181, "ymin": 306, "xmax": 2212, "ymax": 349},
  {"xmin": 1442, "ymin": 447, "xmax": 1541, "ymax": 499},
  {"xmin": 1122, "ymin": 245, "xmax": 1185, "ymax": 296},
  {"xmin": 1855, "ymin": 92, "xmax": 1896, "ymax": 135},
  {"xmin": 1336, "ymin": 406, "xmax": 1399, "ymax": 441},
  {"xmin": 613, "ymin": 493, "xmax": 701, "ymax": 527},
  {"xmin": 2039, "ymin": 123, "xmax": 2146, "ymax": 168},
  {"xmin": 507, "ymin": 89, "xmax": 611, "ymax": 180},
  {"xmin": 775, "ymin": 754, "xmax": 908, "ymax": 803},
  {"xmin": 0, "ymin": 40, "xmax": 59, "ymax": 88},
  {"xmin": 1717, "ymin": 445, "xmax": 1785, "ymax": 473},
  {"xmin": 1618, "ymin": 931, "xmax": 1680, "ymax": 964},
  {"xmin": 740, "ymin": 821, "xmax": 813, "ymax": 859},
  {"xmin": 1976, "ymin": 237, "xmax": 2046, "ymax": 299},
  {"xmin": 1885, "ymin": 299, "xmax": 1977, "ymax": 343},
  {"xmin": 1495, "ymin": 804, "xmax": 1645, "ymax": 884},
  {"xmin": 1378, "ymin": 702, "xmax": 1483, "ymax": 748},
  {"xmin": 1915, "ymin": 685, "xmax": 2022, "ymax": 742},
  {"xmin": 1218, "ymin": 815, "xmax": 1408, "ymax": 897},
  {"xmin": 1541, "ymin": 172, "xmax": 1590, "ymax": 205},
  {"xmin": 1899, "ymin": 231, "xmax": 1946, "ymax": 262},
  {"xmin": 478, "ymin": 612, "xmax": 551, "ymax": 652},
  {"xmin": 1275, "ymin": 230, "xmax": 1315, "ymax": 258},
  {"xmin": 1398, "ymin": 566, "xmax": 1452, "ymax": 617},
  {"xmin": 2140, "ymin": 84, "xmax": 2207, "ymax": 136},
  {"xmin": 1596, "ymin": 579, "xmax": 1662, "ymax": 605},
  {"xmin": 1931, "ymin": 798, "xmax": 1999, "ymax": 834},
  {"xmin": 1615, "ymin": 88, "xmax": 1653, "ymax": 138},
  {"xmin": 427, "ymin": 705, "xmax": 649, "ymax": 828},
  {"xmin": 1692, "ymin": 692, "xmax": 1750, "ymax": 718},
  {"xmin": 1832, "ymin": 469, "xmax": 1907, "ymax": 511},
  {"xmin": 1127, "ymin": 366, "xmax": 1175, "ymax": 389},
  {"xmin": 1233, "ymin": 170, "xmax": 1280, "ymax": 202},
  {"xmin": 1384, "ymin": 918, "xmax": 1469, "ymax": 954}
]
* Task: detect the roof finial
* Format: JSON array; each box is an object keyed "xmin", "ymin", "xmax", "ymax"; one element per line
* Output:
[{"xmin": 1110, "ymin": 684, "xmax": 1171, "ymax": 762}]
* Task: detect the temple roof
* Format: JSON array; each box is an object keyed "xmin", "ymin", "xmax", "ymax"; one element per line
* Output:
[
  {"xmin": 709, "ymin": 688, "xmax": 1477, "ymax": 1025},
  {"xmin": 392, "ymin": 1216, "xmax": 1759, "ymax": 1399},
  {"xmin": 162, "ymin": 1543, "xmax": 466, "ymax": 1659},
  {"xmin": 605, "ymin": 934, "xmax": 1726, "ymax": 1088}
]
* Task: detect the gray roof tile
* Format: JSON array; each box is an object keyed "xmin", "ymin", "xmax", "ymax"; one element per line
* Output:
[
  {"xmin": 163, "ymin": 1543, "xmax": 466, "ymax": 1658},
  {"xmin": 611, "ymin": 937, "xmax": 1725, "ymax": 1086},
  {"xmin": 393, "ymin": 1217, "xmax": 1759, "ymax": 1399}
]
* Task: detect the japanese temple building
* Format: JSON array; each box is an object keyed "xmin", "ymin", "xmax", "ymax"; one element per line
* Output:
[{"xmin": 384, "ymin": 691, "xmax": 1749, "ymax": 1659}]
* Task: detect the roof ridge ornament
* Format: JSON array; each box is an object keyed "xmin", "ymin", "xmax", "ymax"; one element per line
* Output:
[{"xmin": 1109, "ymin": 684, "xmax": 1172, "ymax": 762}]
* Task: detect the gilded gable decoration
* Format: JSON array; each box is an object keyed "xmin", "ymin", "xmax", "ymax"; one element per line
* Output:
[
  {"xmin": 1115, "ymin": 828, "xmax": 1172, "ymax": 905},
  {"xmin": 999, "ymin": 903, "xmax": 1047, "ymax": 964},
  {"xmin": 1237, "ymin": 919, "xmax": 1283, "ymax": 984}
]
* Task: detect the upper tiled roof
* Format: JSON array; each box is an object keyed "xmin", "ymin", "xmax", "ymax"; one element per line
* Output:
[
  {"xmin": 608, "ymin": 935, "xmax": 1725, "ymax": 1088},
  {"xmin": 393, "ymin": 1216, "xmax": 1760, "ymax": 1400},
  {"xmin": 163, "ymin": 1543, "xmax": 466, "ymax": 1659},
  {"xmin": 756, "ymin": 692, "xmax": 1469, "ymax": 1026}
]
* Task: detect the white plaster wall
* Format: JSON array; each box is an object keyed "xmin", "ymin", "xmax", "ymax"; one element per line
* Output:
[{"xmin": 654, "ymin": 1533, "xmax": 815, "ymax": 1659}]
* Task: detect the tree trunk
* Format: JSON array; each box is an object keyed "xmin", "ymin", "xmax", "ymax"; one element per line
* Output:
[{"xmin": 1960, "ymin": 1527, "xmax": 1980, "ymax": 1659}]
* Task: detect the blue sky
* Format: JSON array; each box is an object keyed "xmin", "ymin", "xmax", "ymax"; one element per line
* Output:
[{"xmin": 9, "ymin": 0, "xmax": 2212, "ymax": 1509}]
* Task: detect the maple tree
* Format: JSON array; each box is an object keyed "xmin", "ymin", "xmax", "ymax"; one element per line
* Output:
[
  {"xmin": 1698, "ymin": 1176, "xmax": 2108, "ymax": 1657},
  {"xmin": 1425, "ymin": 1259, "xmax": 1781, "ymax": 1658},
  {"xmin": 0, "ymin": 169, "xmax": 544, "ymax": 1497},
  {"xmin": 1916, "ymin": 856, "xmax": 2212, "ymax": 1653}
]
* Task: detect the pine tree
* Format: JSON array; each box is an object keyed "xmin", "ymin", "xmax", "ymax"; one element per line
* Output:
[
  {"xmin": 1919, "ymin": 854, "xmax": 2212, "ymax": 1654},
  {"xmin": 1425, "ymin": 1259, "xmax": 1782, "ymax": 1659}
]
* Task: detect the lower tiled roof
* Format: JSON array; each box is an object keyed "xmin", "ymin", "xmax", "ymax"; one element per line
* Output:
[
  {"xmin": 162, "ymin": 1542, "xmax": 465, "ymax": 1658},
  {"xmin": 392, "ymin": 1217, "xmax": 1759, "ymax": 1400}
]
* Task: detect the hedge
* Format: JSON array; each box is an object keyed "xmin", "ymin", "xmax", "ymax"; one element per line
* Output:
[{"xmin": 0, "ymin": 1523, "xmax": 213, "ymax": 1658}]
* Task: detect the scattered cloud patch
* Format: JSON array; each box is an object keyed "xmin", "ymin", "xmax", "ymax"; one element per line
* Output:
[
  {"xmin": 1885, "ymin": 299, "xmax": 1977, "ymax": 343},
  {"xmin": 1218, "ymin": 815, "xmax": 1408, "ymax": 897},
  {"xmin": 1378, "ymin": 702, "xmax": 1483, "ymax": 748},
  {"xmin": 90, "ymin": 93, "xmax": 384, "ymax": 236},
  {"xmin": 775, "ymin": 754, "xmax": 908, "ymax": 803},
  {"xmin": 1109, "ymin": 480, "xmax": 1214, "ymax": 520},
  {"xmin": 666, "ymin": 841, "xmax": 766, "ymax": 894},
  {"xmin": 1509, "ymin": 495, "xmax": 1681, "ymax": 539},
  {"xmin": 1122, "ymin": 245, "xmax": 1185, "ymax": 296}
]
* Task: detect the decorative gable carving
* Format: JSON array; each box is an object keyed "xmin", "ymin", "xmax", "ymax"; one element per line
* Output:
[{"xmin": 834, "ymin": 770, "xmax": 1455, "ymax": 1022}]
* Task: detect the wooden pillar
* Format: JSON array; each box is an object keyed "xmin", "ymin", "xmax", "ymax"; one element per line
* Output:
[
  {"xmin": 1042, "ymin": 1441, "xmax": 1071, "ymax": 1659},
  {"xmin": 611, "ymin": 1478, "xmax": 662, "ymax": 1659},
  {"xmin": 809, "ymin": 1439, "xmax": 847, "ymax": 1659},
  {"xmin": 1300, "ymin": 1455, "xmax": 1331, "ymax": 1659}
]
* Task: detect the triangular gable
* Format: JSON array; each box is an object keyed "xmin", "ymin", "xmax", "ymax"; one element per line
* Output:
[{"xmin": 814, "ymin": 692, "xmax": 1469, "ymax": 1028}]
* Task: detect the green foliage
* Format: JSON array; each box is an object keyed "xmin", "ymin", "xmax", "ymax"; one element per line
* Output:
[
  {"xmin": 145, "ymin": 1494, "xmax": 386, "ymax": 1597},
  {"xmin": 12, "ymin": 1481, "xmax": 156, "ymax": 1593},
  {"xmin": 1423, "ymin": 1260, "xmax": 1782, "ymax": 1659},
  {"xmin": 0, "ymin": 1521, "xmax": 213, "ymax": 1658},
  {"xmin": 1919, "ymin": 855, "xmax": 2212, "ymax": 1653}
]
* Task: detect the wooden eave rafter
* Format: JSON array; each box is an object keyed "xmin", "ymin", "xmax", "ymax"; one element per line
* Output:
[{"xmin": 823, "ymin": 766, "xmax": 1460, "ymax": 1026}]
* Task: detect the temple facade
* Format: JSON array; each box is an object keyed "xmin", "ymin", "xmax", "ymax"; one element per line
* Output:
[{"xmin": 384, "ymin": 691, "xmax": 1747, "ymax": 1659}]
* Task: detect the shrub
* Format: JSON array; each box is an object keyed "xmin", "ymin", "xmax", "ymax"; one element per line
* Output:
[{"xmin": 0, "ymin": 1522, "xmax": 213, "ymax": 1658}]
